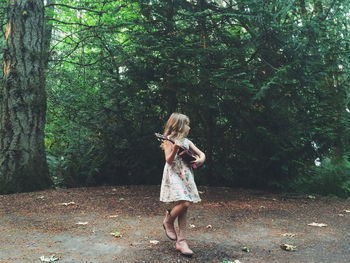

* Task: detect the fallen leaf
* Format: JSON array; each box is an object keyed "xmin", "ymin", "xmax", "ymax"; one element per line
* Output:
[
  {"xmin": 241, "ymin": 247, "xmax": 250, "ymax": 253},
  {"xmin": 150, "ymin": 240, "xmax": 159, "ymax": 245},
  {"xmin": 282, "ymin": 233, "xmax": 296, "ymax": 237},
  {"xmin": 110, "ymin": 231, "xmax": 122, "ymax": 237},
  {"xmin": 109, "ymin": 215, "xmax": 118, "ymax": 218},
  {"xmin": 39, "ymin": 255, "xmax": 59, "ymax": 262},
  {"xmin": 280, "ymin": 243, "xmax": 297, "ymax": 251},
  {"xmin": 60, "ymin": 202, "xmax": 76, "ymax": 206},
  {"xmin": 76, "ymin": 222, "xmax": 88, "ymax": 225},
  {"xmin": 308, "ymin": 222, "xmax": 327, "ymax": 227},
  {"xmin": 206, "ymin": 224, "xmax": 212, "ymax": 229}
]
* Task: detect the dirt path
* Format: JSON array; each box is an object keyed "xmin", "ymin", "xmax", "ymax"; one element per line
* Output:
[{"xmin": 0, "ymin": 185, "xmax": 349, "ymax": 263}]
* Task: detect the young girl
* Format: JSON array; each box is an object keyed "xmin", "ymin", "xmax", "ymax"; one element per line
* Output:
[{"xmin": 159, "ymin": 113, "xmax": 205, "ymax": 257}]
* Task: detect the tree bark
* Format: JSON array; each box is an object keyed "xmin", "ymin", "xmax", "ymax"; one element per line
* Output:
[{"xmin": 0, "ymin": 0, "xmax": 51, "ymax": 194}]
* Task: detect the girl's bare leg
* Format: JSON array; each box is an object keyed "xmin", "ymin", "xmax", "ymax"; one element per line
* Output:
[
  {"xmin": 169, "ymin": 201, "xmax": 189, "ymax": 217},
  {"xmin": 163, "ymin": 200, "xmax": 190, "ymax": 240}
]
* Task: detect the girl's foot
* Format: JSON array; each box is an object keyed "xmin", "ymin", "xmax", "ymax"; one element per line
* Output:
[
  {"xmin": 175, "ymin": 239, "xmax": 194, "ymax": 257},
  {"xmin": 162, "ymin": 209, "xmax": 177, "ymax": 241}
]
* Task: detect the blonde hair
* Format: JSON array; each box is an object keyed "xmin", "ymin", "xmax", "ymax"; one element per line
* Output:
[{"xmin": 163, "ymin": 113, "xmax": 190, "ymax": 140}]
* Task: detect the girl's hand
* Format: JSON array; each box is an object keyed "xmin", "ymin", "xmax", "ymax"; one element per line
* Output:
[
  {"xmin": 188, "ymin": 140, "xmax": 206, "ymax": 167},
  {"xmin": 191, "ymin": 155, "xmax": 204, "ymax": 167}
]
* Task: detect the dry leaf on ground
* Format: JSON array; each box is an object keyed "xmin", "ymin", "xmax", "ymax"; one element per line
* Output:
[
  {"xmin": 308, "ymin": 222, "xmax": 327, "ymax": 227},
  {"xmin": 60, "ymin": 202, "xmax": 76, "ymax": 206},
  {"xmin": 280, "ymin": 243, "xmax": 297, "ymax": 251},
  {"xmin": 241, "ymin": 246, "xmax": 250, "ymax": 252},
  {"xmin": 110, "ymin": 231, "xmax": 122, "ymax": 237},
  {"xmin": 282, "ymin": 233, "xmax": 296, "ymax": 237},
  {"xmin": 109, "ymin": 215, "xmax": 118, "ymax": 218},
  {"xmin": 39, "ymin": 255, "xmax": 59, "ymax": 262},
  {"xmin": 75, "ymin": 221, "xmax": 88, "ymax": 225}
]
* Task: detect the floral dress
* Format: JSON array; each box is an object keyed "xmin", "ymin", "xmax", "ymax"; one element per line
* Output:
[{"xmin": 160, "ymin": 138, "xmax": 201, "ymax": 203}]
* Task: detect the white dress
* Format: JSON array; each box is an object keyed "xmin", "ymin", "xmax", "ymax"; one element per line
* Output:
[{"xmin": 160, "ymin": 138, "xmax": 201, "ymax": 203}]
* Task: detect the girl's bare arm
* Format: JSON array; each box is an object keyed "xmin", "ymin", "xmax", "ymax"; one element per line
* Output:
[
  {"xmin": 189, "ymin": 141, "xmax": 206, "ymax": 166},
  {"xmin": 163, "ymin": 141, "xmax": 179, "ymax": 164}
]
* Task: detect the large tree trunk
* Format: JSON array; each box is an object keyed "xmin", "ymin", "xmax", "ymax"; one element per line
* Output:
[{"xmin": 0, "ymin": 0, "xmax": 51, "ymax": 194}]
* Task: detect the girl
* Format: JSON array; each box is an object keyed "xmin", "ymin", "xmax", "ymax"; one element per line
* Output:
[{"xmin": 159, "ymin": 113, "xmax": 206, "ymax": 257}]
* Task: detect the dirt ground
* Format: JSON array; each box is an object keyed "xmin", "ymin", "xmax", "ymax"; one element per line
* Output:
[{"xmin": 0, "ymin": 185, "xmax": 349, "ymax": 263}]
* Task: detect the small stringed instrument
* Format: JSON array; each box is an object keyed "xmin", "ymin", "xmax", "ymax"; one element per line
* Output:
[{"xmin": 155, "ymin": 133, "xmax": 198, "ymax": 168}]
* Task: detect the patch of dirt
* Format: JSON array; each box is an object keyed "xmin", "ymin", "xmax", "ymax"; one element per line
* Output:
[{"xmin": 0, "ymin": 185, "xmax": 349, "ymax": 262}]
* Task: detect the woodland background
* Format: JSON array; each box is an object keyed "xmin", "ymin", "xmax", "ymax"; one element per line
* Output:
[{"xmin": 0, "ymin": 0, "xmax": 350, "ymax": 197}]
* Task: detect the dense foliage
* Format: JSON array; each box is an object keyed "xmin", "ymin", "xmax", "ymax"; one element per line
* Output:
[{"xmin": 40, "ymin": 0, "xmax": 350, "ymax": 196}]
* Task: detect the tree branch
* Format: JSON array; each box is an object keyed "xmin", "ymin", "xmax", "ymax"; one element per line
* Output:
[
  {"xmin": 48, "ymin": 18, "xmax": 97, "ymax": 27},
  {"xmin": 45, "ymin": 3, "xmax": 105, "ymax": 14},
  {"xmin": 50, "ymin": 56, "xmax": 110, "ymax": 67}
]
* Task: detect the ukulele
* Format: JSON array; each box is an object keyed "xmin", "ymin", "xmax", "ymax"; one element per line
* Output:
[{"xmin": 155, "ymin": 133, "xmax": 198, "ymax": 168}]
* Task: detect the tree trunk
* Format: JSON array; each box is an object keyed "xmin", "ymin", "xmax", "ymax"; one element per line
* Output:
[{"xmin": 0, "ymin": 0, "xmax": 51, "ymax": 194}]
